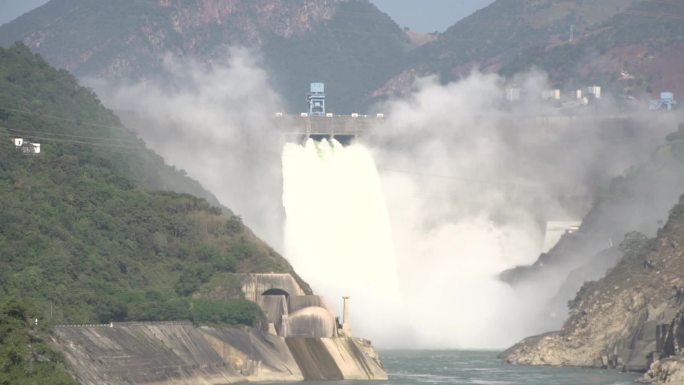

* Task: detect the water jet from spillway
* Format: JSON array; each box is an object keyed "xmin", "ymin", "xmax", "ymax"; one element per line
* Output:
[{"xmin": 282, "ymin": 139, "xmax": 405, "ymax": 344}]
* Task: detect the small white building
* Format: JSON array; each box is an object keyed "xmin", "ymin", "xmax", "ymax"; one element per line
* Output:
[
  {"xmin": 586, "ymin": 86, "xmax": 601, "ymax": 99},
  {"xmin": 12, "ymin": 138, "xmax": 41, "ymax": 154},
  {"xmin": 541, "ymin": 89, "xmax": 561, "ymax": 100},
  {"xmin": 542, "ymin": 221, "xmax": 582, "ymax": 253},
  {"xmin": 506, "ymin": 87, "xmax": 521, "ymax": 101}
]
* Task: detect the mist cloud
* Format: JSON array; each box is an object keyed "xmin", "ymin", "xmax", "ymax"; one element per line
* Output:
[
  {"xmin": 90, "ymin": 48, "xmax": 286, "ymax": 249},
  {"xmin": 89, "ymin": 51, "xmax": 671, "ymax": 349},
  {"xmin": 367, "ymin": 71, "xmax": 668, "ymax": 348}
]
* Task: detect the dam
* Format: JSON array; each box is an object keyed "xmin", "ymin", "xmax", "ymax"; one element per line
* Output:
[
  {"xmin": 277, "ymin": 83, "xmax": 682, "ymax": 142},
  {"xmin": 275, "ymin": 112, "xmax": 682, "ymax": 144},
  {"xmin": 275, "ymin": 114, "xmax": 384, "ymax": 144}
]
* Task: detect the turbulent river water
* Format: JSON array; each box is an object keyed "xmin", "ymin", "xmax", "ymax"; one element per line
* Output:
[{"xmin": 280, "ymin": 350, "xmax": 638, "ymax": 385}]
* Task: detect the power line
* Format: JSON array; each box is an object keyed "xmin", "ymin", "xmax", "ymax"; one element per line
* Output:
[
  {"xmin": 7, "ymin": 127, "xmax": 141, "ymax": 145},
  {"xmin": 0, "ymin": 127, "xmax": 145, "ymax": 150}
]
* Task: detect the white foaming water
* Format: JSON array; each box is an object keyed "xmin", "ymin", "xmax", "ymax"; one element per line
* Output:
[
  {"xmin": 282, "ymin": 139, "xmax": 405, "ymax": 343},
  {"xmin": 283, "ymin": 138, "xmax": 545, "ymax": 349}
]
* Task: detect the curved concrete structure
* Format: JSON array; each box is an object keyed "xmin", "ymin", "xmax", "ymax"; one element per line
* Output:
[
  {"xmin": 284, "ymin": 307, "xmax": 336, "ymax": 338},
  {"xmin": 288, "ymin": 295, "xmax": 334, "ymax": 314}
]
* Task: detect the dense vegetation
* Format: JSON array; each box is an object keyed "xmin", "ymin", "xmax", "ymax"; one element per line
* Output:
[
  {"xmin": 0, "ymin": 43, "xmax": 308, "ymax": 380},
  {"xmin": 0, "ymin": 43, "xmax": 298, "ymax": 325},
  {"xmin": 0, "ymin": 300, "xmax": 77, "ymax": 385}
]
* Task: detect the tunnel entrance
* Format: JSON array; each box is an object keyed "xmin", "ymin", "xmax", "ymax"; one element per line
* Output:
[{"xmin": 262, "ymin": 288, "xmax": 290, "ymax": 297}]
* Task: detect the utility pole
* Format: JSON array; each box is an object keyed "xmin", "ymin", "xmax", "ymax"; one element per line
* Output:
[{"xmin": 342, "ymin": 296, "xmax": 351, "ymax": 336}]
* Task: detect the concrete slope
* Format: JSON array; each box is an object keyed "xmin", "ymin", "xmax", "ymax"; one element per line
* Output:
[
  {"xmin": 53, "ymin": 322, "xmax": 303, "ymax": 385},
  {"xmin": 286, "ymin": 337, "xmax": 388, "ymax": 380},
  {"xmin": 286, "ymin": 338, "xmax": 343, "ymax": 380}
]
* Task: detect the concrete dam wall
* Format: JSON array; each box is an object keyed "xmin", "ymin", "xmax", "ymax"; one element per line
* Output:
[{"xmin": 53, "ymin": 322, "xmax": 387, "ymax": 384}]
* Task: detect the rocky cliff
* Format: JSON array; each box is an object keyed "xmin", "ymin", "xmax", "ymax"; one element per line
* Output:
[
  {"xmin": 501, "ymin": 196, "xmax": 684, "ymax": 375},
  {"xmin": 643, "ymin": 311, "xmax": 684, "ymax": 384}
]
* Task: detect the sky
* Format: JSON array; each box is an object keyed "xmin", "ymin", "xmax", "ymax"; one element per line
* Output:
[
  {"xmin": 371, "ymin": 0, "xmax": 495, "ymax": 32},
  {"xmin": 1, "ymin": 0, "xmax": 496, "ymax": 31},
  {"xmin": 0, "ymin": 0, "xmax": 48, "ymax": 25}
]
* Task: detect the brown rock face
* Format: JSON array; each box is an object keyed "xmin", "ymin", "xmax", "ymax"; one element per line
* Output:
[
  {"xmin": 644, "ymin": 356, "xmax": 684, "ymax": 384},
  {"xmin": 162, "ymin": 0, "xmax": 339, "ymax": 41},
  {"xmin": 501, "ymin": 200, "xmax": 684, "ymax": 372},
  {"xmin": 11, "ymin": 0, "xmax": 340, "ymax": 77}
]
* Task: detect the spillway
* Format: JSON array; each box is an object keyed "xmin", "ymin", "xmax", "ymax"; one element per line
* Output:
[{"xmin": 282, "ymin": 139, "xmax": 401, "ymax": 341}]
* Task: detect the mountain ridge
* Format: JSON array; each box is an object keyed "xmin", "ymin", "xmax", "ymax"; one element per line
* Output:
[
  {"xmin": 3, "ymin": 0, "xmax": 682, "ymax": 109},
  {"xmin": 374, "ymin": 0, "xmax": 684, "ymax": 101},
  {"xmin": 0, "ymin": 0, "xmax": 411, "ymax": 113}
]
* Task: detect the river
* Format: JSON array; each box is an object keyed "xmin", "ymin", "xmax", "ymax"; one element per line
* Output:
[{"xmin": 278, "ymin": 350, "xmax": 638, "ymax": 385}]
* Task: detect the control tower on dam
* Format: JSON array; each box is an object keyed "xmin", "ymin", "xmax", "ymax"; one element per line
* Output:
[{"xmin": 278, "ymin": 82, "xmax": 384, "ymax": 144}]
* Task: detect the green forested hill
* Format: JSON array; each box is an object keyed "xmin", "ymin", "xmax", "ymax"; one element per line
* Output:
[
  {"xmin": 0, "ymin": 43, "xmax": 305, "ymax": 325},
  {"xmin": 0, "ymin": 42, "xmax": 313, "ymax": 383},
  {"xmin": 0, "ymin": 42, "xmax": 226, "ymax": 208}
]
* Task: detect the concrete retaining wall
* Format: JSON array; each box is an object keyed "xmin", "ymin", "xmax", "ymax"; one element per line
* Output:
[
  {"xmin": 52, "ymin": 323, "xmax": 303, "ymax": 385},
  {"xmin": 53, "ymin": 323, "xmax": 387, "ymax": 384}
]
